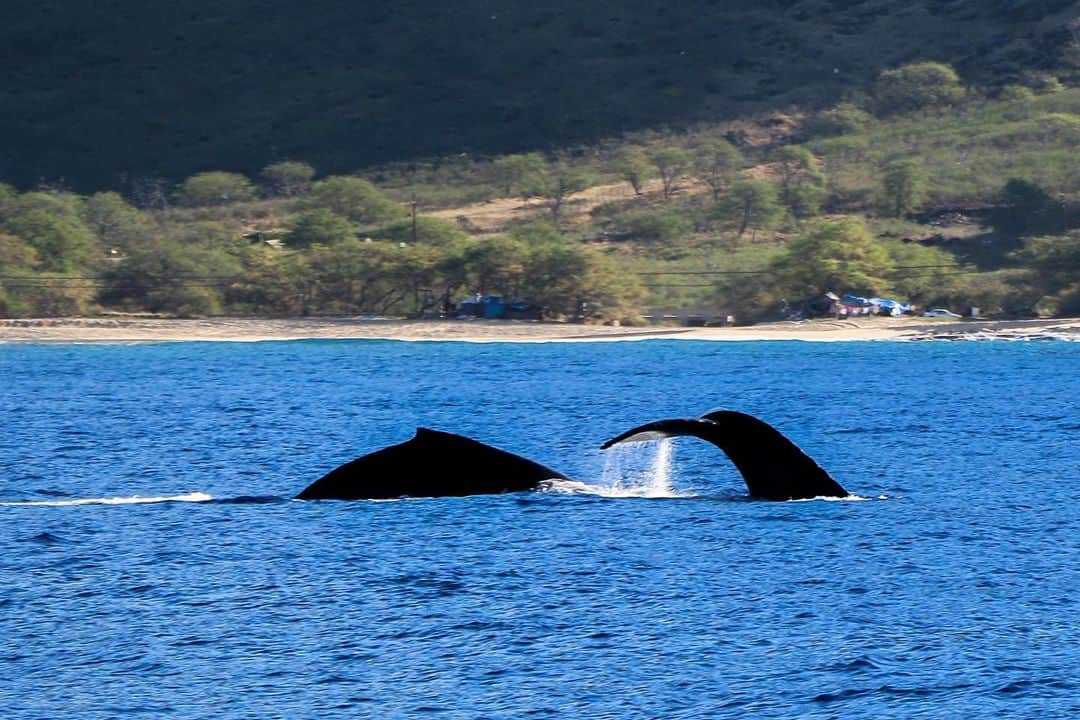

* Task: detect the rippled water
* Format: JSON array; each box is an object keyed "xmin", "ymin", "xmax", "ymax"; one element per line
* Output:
[{"xmin": 2, "ymin": 339, "xmax": 1077, "ymax": 718}]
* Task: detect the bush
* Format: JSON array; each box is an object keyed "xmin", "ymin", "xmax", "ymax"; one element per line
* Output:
[
  {"xmin": 807, "ymin": 103, "xmax": 874, "ymax": 137},
  {"xmin": 175, "ymin": 172, "xmax": 256, "ymax": 207},
  {"xmin": 301, "ymin": 176, "xmax": 406, "ymax": 224},
  {"xmin": 260, "ymin": 161, "xmax": 316, "ymax": 197},
  {"xmin": 83, "ymin": 192, "xmax": 156, "ymax": 252},
  {"xmin": 771, "ymin": 217, "xmax": 893, "ymax": 298},
  {"xmin": 98, "ymin": 240, "xmax": 240, "ymax": 314},
  {"xmin": 879, "ymin": 159, "xmax": 927, "ymax": 217},
  {"xmin": 615, "ymin": 211, "xmax": 691, "ymax": 243},
  {"xmin": 994, "ymin": 178, "xmax": 1062, "ymax": 235},
  {"xmin": 774, "ymin": 146, "xmax": 827, "ymax": 218},
  {"xmin": 3, "ymin": 205, "xmax": 96, "ymax": 273},
  {"xmin": 999, "ymin": 85, "xmax": 1037, "ymax": 103},
  {"xmin": 715, "ymin": 179, "xmax": 784, "ymax": 237},
  {"xmin": 286, "ymin": 209, "xmax": 355, "ymax": 247},
  {"xmin": 874, "ymin": 62, "xmax": 965, "ymax": 115},
  {"xmin": 371, "ymin": 216, "xmax": 467, "ymax": 246}
]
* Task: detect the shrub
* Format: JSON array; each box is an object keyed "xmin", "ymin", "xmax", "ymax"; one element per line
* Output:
[
  {"xmin": 175, "ymin": 172, "xmax": 256, "ymax": 207},
  {"xmin": 994, "ymin": 178, "xmax": 1062, "ymax": 235},
  {"xmin": 371, "ymin": 216, "xmax": 467, "ymax": 246},
  {"xmin": 615, "ymin": 211, "xmax": 691, "ymax": 243},
  {"xmin": 300, "ymin": 176, "xmax": 406, "ymax": 224},
  {"xmin": 807, "ymin": 103, "xmax": 874, "ymax": 137},
  {"xmin": 286, "ymin": 209, "xmax": 355, "ymax": 247},
  {"xmin": 260, "ymin": 161, "xmax": 316, "ymax": 197},
  {"xmin": 874, "ymin": 62, "xmax": 965, "ymax": 115},
  {"xmin": 999, "ymin": 85, "xmax": 1037, "ymax": 103},
  {"xmin": 880, "ymin": 159, "xmax": 927, "ymax": 217}
]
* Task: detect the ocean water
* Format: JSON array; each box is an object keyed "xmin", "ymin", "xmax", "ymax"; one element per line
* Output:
[{"xmin": 1, "ymin": 338, "xmax": 1077, "ymax": 719}]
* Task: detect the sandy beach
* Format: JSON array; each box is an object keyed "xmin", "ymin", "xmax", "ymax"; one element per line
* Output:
[{"xmin": 1, "ymin": 315, "xmax": 1078, "ymax": 344}]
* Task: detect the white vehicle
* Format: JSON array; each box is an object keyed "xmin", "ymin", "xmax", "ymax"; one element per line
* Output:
[{"xmin": 922, "ymin": 308, "xmax": 962, "ymax": 318}]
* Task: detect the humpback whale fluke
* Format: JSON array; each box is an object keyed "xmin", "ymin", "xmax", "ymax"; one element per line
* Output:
[
  {"xmin": 601, "ymin": 410, "xmax": 848, "ymax": 501},
  {"xmin": 295, "ymin": 428, "xmax": 570, "ymax": 500}
]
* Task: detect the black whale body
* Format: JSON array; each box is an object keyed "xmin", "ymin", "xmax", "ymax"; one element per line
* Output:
[
  {"xmin": 295, "ymin": 428, "xmax": 570, "ymax": 500},
  {"xmin": 601, "ymin": 410, "xmax": 848, "ymax": 501}
]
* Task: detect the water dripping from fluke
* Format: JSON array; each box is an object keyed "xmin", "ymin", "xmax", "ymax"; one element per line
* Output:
[{"xmin": 544, "ymin": 439, "xmax": 689, "ymax": 498}]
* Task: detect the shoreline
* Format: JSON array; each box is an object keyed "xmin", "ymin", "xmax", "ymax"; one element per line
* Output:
[{"xmin": 1, "ymin": 316, "xmax": 1078, "ymax": 344}]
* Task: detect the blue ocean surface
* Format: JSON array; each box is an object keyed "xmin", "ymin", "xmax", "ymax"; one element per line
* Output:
[{"xmin": 1, "ymin": 338, "xmax": 1077, "ymax": 719}]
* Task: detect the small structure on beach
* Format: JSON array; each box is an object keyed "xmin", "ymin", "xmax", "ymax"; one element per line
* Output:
[
  {"xmin": 455, "ymin": 294, "xmax": 540, "ymax": 320},
  {"xmin": 800, "ymin": 291, "xmax": 913, "ymax": 318}
]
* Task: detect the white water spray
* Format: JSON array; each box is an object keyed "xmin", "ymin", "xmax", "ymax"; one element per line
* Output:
[
  {"xmin": 0, "ymin": 492, "xmax": 214, "ymax": 507},
  {"xmin": 576, "ymin": 437, "xmax": 681, "ymax": 498}
]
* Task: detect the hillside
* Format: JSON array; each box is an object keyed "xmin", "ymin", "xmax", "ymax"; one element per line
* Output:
[{"xmin": 1, "ymin": 0, "xmax": 1076, "ymax": 190}]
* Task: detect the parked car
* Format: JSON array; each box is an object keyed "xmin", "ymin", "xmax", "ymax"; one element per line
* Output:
[{"xmin": 922, "ymin": 308, "xmax": 962, "ymax": 318}]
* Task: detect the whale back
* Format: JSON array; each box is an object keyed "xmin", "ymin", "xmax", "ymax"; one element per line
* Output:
[
  {"xmin": 295, "ymin": 428, "xmax": 570, "ymax": 500},
  {"xmin": 602, "ymin": 410, "xmax": 847, "ymax": 500}
]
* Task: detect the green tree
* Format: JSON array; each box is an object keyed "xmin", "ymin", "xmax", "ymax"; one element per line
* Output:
[
  {"xmin": 372, "ymin": 216, "xmax": 467, "ymax": 246},
  {"xmin": 874, "ymin": 62, "xmax": 965, "ymax": 115},
  {"xmin": 260, "ymin": 161, "xmax": 316, "ymax": 197},
  {"xmin": 305, "ymin": 239, "xmax": 405, "ymax": 314},
  {"xmin": 175, "ymin": 171, "xmax": 256, "ymax": 207},
  {"xmin": 994, "ymin": 178, "xmax": 1062, "ymax": 235},
  {"xmin": 723, "ymin": 179, "xmax": 784, "ymax": 237},
  {"xmin": 510, "ymin": 220, "xmax": 562, "ymax": 247},
  {"xmin": 692, "ymin": 139, "xmax": 742, "ymax": 200},
  {"xmin": 710, "ymin": 245, "xmax": 785, "ymax": 321},
  {"xmin": 231, "ymin": 249, "xmax": 314, "ymax": 315},
  {"xmin": 83, "ymin": 192, "xmax": 154, "ymax": 252},
  {"xmin": 0, "ymin": 233, "xmax": 40, "ymax": 316},
  {"xmin": 168, "ymin": 221, "xmax": 244, "ymax": 252},
  {"xmin": 807, "ymin": 103, "xmax": 873, "ymax": 137},
  {"xmin": 301, "ymin": 175, "xmax": 406, "ymax": 224},
  {"xmin": 462, "ymin": 236, "xmax": 528, "ymax": 296},
  {"xmin": 1013, "ymin": 231, "xmax": 1080, "ymax": 315},
  {"xmin": 880, "ymin": 159, "xmax": 927, "ymax": 217},
  {"xmin": 520, "ymin": 239, "xmax": 592, "ymax": 318},
  {"xmin": 883, "ymin": 239, "xmax": 960, "ymax": 306},
  {"xmin": 774, "ymin": 146, "xmax": 827, "ymax": 219},
  {"xmin": 99, "ymin": 239, "xmax": 241, "ymax": 315},
  {"xmin": 0, "ymin": 232, "xmax": 38, "ymax": 271},
  {"xmin": 0, "ymin": 183, "xmax": 16, "ymax": 217},
  {"xmin": 531, "ymin": 163, "xmax": 591, "ymax": 225},
  {"xmin": 649, "ymin": 146, "xmax": 692, "ymax": 199},
  {"xmin": 488, "ymin": 153, "xmax": 547, "ymax": 199},
  {"xmin": 519, "ymin": 240, "xmax": 645, "ymax": 322},
  {"xmin": 999, "ymin": 84, "xmax": 1036, "ymax": 104},
  {"xmin": 286, "ymin": 209, "xmax": 355, "ymax": 247},
  {"xmin": 3, "ymin": 192, "xmax": 97, "ymax": 272},
  {"xmin": 772, "ymin": 217, "xmax": 893, "ymax": 297},
  {"xmin": 616, "ymin": 210, "xmax": 691, "ymax": 244},
  {"xmin": 616, "ymin": 147, "xmax": 654, "ymax": 196},
  {"xmin": 575, "ymin": 252, "xmax": 647, "ymax": 324},
  {"xmin": 392, "ymin": 243, "xmax": 452, "ymax": 317}
]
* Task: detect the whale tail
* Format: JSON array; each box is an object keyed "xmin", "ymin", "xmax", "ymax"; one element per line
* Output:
[{"xmin": 601, "ymin": 410, "xmax": 847, "ymax": 500}]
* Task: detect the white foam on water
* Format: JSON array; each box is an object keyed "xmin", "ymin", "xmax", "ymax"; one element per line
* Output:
[
  {"xmin": 787, "ymin": 494, "xmax": 886, "ymax": 502},
  {"xmin": 0, "ymin": 492, "xmax": 214, "ymax": 507},
  {"xmin": 544, "ymin": 438, "xmax": 689, "ymax": 498}
]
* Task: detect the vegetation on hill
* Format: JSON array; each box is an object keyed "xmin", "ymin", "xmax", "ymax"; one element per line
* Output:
[
  {"xmin": 2, "ymin": 51, "xmax": 1078, "ymax": 321},
  {"xmin": 0, "ymin": 1, "xmax": 1076, "ymax": 189}
]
